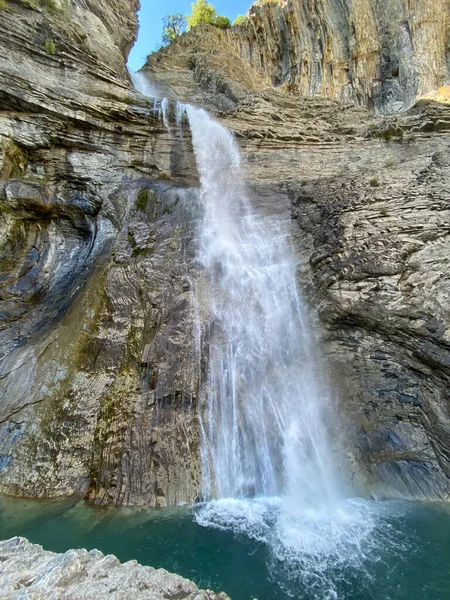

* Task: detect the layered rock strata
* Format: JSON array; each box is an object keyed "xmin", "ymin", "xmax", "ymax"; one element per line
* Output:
[
  {"xmin": 0, "ymin": 0, "xmax": 449, "ymax": 506},
  {"xmin": 0, "ymin": 0, "xmax": 200, "ymax": 506},
  {"xmin": 146, "ymin": 0, "xmax": 450, "ymax": 113},
  {"xmin": 143, "ymin": 23, "xmax": 450, "ymax": 501}
]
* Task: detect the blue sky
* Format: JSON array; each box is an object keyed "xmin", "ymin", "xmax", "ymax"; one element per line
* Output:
[{"xmin": 128, "ymin": 0, "xmax": 253, "ymax": 72}]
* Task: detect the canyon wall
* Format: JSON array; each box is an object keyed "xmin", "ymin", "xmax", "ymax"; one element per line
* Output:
[
  {"xmin": 143, "ymin": 18, "xmax": 450, "ymax": 501},
  {"xmin": 145, "ymin": 0, "xmax": 450, "ymax": 114},
  {"xmin": 230, "ymin": 0, "xmax": 450, "ymax": 113},
  {"xmin": 0, "ymin": 0, "xmax": 201, "ymax": 506},
  {"xmin": 0, "ymin": 0, "xmax": 449, "ymax": 506}
]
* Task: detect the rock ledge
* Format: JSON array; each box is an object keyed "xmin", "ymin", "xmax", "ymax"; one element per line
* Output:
[{"xmin": 0, "ymin": 537, "xmax": 230, "ymax": 600}]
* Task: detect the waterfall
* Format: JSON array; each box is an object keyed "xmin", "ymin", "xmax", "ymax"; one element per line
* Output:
[
  {"xmin": 125, "ymin": 70, "xmax": 421, "ymax": 600},
  {"xmin": 130, "ymin": 72, "xmax": 392, "ymax": 598},
  {"xmin": 131, "ymin": 71, "xmax": 170, "ymax": 128},
  {"xmin": 184, "ymin": 108, "xmax": 383, "ymax": 600},
  {"xmin": 131, "ymin": 71, "xmax": 158, "ymax": 98},
  {"xmin": 185, "ymin": 105, "xmax": 340, "ymax": 508},
  {"xmin": 131, "ymin": 70, "xmax": 340, "ymax": 508}
]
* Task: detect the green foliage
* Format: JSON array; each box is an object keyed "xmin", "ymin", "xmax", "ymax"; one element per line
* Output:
[
  {"xmin": 162, "ymin": 13, "xmax": 188, "ymax": 45},
  {"xmin": 187, "ymin": 0, "xmax": 217, "ymax": 28},
  {"xmin": 0, "ymin": 0, "xmax": 8, "ymax": 10},
  {"xmin": 1, "ymin": 141, "xmax": 29, "ymax": 180},
  {"xmin": 136, "ymin": 189, "xmax": 150, "ymax": 212},
  {"xmin": 187, "ymin": 1, "xmax": 232, "ymax": 30},
  {"xmin": 40, "ymin": 0, "xmax": 58, "ymax": 14},
  {"xmin": 44, "ymin": 38, "xmax": 56, "ymax": 55},
  {"xmin": 369, "ymin": 177, "xmax": 380, "ymax": 187},
  {"xmin": 214, "ymin": 15, "xmax": 231, "ymax": 29},
  {"xmin": 22, "ymin": 0, "xmax": 59, "ymax": 14},
  {"xmin": 379, "ymin": 205, "xmax": 389, "ymax": 216},
  {"xmin": 234, "ymin": 14, "xmax": 246, "ymax": 25}
]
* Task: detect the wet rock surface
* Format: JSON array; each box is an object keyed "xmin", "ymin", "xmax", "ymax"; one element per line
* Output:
[
  {"xmin": 230, "ymin": 97, "xmax": 450, "ymax": 500},
  {"xmin": 0, "ymin": 0, "xmax": 201, "ymax": 506},
  {"xmin": 0, "ymin": 0, "xmax": 449, "ymax": 506},
  {"xmin": 143, "ymin": 22, "xmax": 450, "ymax": 501},
  {"xmin": 0, "ymin": 537, "xmax": 230, "ymax": 599}
]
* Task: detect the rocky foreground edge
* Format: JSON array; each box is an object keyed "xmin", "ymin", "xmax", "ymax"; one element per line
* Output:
[{"xmin": 0, "ymin": 537, "xmax": 230, "ymax": 600}]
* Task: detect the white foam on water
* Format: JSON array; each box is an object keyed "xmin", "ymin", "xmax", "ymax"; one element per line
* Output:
[
  {"xmin": 130, "ymin": 73, "xmax": 412, "ymax": 599},
  {"xmin": 194, "ymin": 496, "xmax": 410, "ymax": 599},
  {"xmin": 195, "ymin": 497, "xmax": 281, "ymax": 543},
  {"xmin": 184, "ymin": 104, "xmax": 412, "ymax": 597}
]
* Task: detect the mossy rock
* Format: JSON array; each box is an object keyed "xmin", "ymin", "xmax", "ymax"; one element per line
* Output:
[
  {"xmin": 21, "ymin": 0, "xmax": 59, "ymax": 15},
  {"xmin": 136, "ymin": 189, "xmax": 150, "ymax": 212},
  {"xmin": 135, "ymin": 188, "xmax": 160, "ymax": 217},
  {"xmin": 1, "ymin": 142, "xmax": 29, "ymax": 180},
  {"xmin": 44, "ymin": 38, "xmax": 57, "ymax": 55}
]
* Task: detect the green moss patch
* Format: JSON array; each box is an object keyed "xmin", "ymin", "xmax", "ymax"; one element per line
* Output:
[
  {"xmin": 44, "ymin": 38, "xmax": 56, "ymax": 55},
  {"xmin": 22, "ymin": 0, "xmax": 59, "ymax": 14},
  {"xmin": 136, "ymin": 189, "xmax": 150, "ymax": 212},
  {"xmin": 1, "ymin": 142, "xmax": 29, "ymax": 180}
]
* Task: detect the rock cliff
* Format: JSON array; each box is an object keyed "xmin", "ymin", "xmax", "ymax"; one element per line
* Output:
[
  {"xmin": 146, "ymin": 0, "xmax": 450, "ymax": 113},
  {"xmin": 232, "ymin": 0, "xmax": 450, "ymax": 113},
  {"xmin": 0, "ymin": 0, "xmax": 449, "ymax": 507},
  {"xmin": 143, "ymin": 17, "xmax": 450, "ymax": 501},
  {"xmin": 0, "ymin": 0, "xmax": 201, "ymax": 506}
]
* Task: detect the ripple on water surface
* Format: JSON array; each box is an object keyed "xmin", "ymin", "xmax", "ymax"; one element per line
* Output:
[{"xmin": 1, "ymin": 496, "xmax": 450, "ymax": 600}]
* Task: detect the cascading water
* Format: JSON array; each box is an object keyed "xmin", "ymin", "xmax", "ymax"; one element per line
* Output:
[
  {"xmin": 180, "ymin": 105, "xmax": 387, "ymax": 599},
  {"xmin": 131, "ymin": 71, "xmax": 158, "ymax": 99},
  {"xmin": 131, "ymin": 71, "xmax": 170, "ymax": 128},
  {"xmin": 132, "ymin": 73, "xmax": 401, "ymax": 600},
  {"xmin": 185, "ymin": 105, "xmax": 339, "ymax": 507}
]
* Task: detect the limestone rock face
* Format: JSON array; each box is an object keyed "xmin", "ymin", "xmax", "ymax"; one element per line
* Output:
[
  {"xmin": 0, "ymin": 0, "xmax": 201, "ymax": 506},
  {"xmin": 145, "ymin": 0, "xmax": 450, "ymax": 113},
  {"xmin": 231, "ymin": 0, "xmax": 450, "ymax": 113},
  {"xmin": 0, "ymin": 537, "xmax": 230, "ymax": 599},
  {"xmin": 0, "ymin": 0, "xmax": 449, "ymax": 506},
  {"xmin": 144, "ymin": 21, "xmax": 450, "ymax": 501},
  {"xmin": 239, "ymin": 96, "xmax": 450, "ymax": 501}
]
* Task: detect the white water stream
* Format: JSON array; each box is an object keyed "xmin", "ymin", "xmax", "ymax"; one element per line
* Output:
[
  {"xmin": 185, "ymin": 105, "xmax": 339, "ymax": 506},
  {"xmin": 131, "ymin": 71, "xmax": 170, "ymax": 126},
  {"xmin": 133, "ymin": 73, "xmax": 390, "ymax": 599}
]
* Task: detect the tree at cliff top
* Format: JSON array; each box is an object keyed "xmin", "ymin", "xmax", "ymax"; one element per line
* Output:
[
  {"xmin": 215, "ymin": 15, "xmax": 231, "ymax": 29},
  {"xmin": 234, "ymin": 14, "xmax": 247, "ymax": 25},
  {"xmin": 187, "ymin": 0, "xmax": 230, "ymax": 29},
  {"xmin": 187, "ymin": 0, "xmax": 216, "ymax": 28},
  {"xmin": 162, "ymin": 13, "xmax": 188, "ymax": 45}
]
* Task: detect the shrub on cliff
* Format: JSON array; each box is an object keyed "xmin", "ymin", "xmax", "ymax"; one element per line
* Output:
[
  {"xmin": 234, "ymin": 15, "xmax": 246, "ymax": 26},
  {"xmin": 22, "ymin": 0, "xmax": 59, "ymax": 14},
  {"xmin": 214, "ymin": 15, "xmax": 231, "ymax": 29}
]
